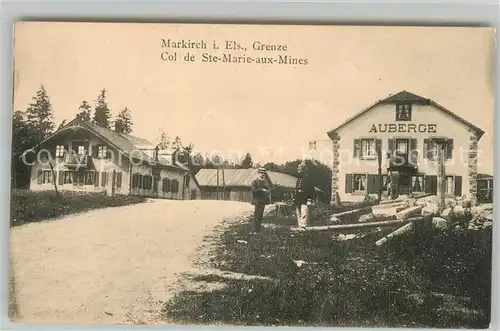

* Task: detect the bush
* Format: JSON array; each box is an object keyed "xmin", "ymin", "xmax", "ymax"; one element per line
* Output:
[{"xmin": 10, "ymin": 189, "xmax": 146, "ymax": 226}]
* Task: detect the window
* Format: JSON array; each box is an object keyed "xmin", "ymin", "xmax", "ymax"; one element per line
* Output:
[
  {"xmin": 77, "ymin": 145, "xmax": 86, "ymax": 156},
  {"xmin": 396, "ymin": 103, "xmax": 412, "ymax": 121},
  {"xmin": 74, "ymin": 170, "xmax": 94, "ymax": 186},
  {"xmin": 143, "ymin": 175, "xmax": 153, "ymax": 190},
  {"xmin": 97, "ymin": 145, "xmax": 107, "ymax": 158},
  {"xmin": 42, "ymin": 170, "xmax": 52, "ymax": 184},
  {"xmin": 446, "ymin": 176, "xmax": 454, "ymax": 194},
  {"xmin": 116, "ymin": 172, "xmax": 122, "ymax": 188},
  {"xmin": 353, "ymin": 174, "xmax": 367, "ymax": 192},
  {"xmin": 360, "ymin": 139, "xmax": 376, "ymax": 158},
  {"xmin": 411, "ymin": 175, "xmax": 425, "ymax": 192},
  {"xmin": 171, "ymin": 179, "xmax": 179, "ymax": 193},
  {"xmin": 162, "ymin": 178, "xmax": 172, "ymax": 192},
  {"xmin": 55, "ymin": 145, "xmax": 65, "ymax": 158}
]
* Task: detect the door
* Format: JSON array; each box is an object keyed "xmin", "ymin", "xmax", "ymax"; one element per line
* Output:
[{"xmin": 395, "ymin": 139, "xmax": 409, "ymax": 166}]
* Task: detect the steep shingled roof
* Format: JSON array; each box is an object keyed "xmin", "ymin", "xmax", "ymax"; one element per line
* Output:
[
  {"xmin": 327, "ymin": 90, "xmax": 485, "ymax": 140},
  {"xmin": 25, "ymin": 118, "xmax": 187, "ymax": 172}
]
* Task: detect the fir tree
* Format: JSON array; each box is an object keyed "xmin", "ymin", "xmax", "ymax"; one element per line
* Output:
[
  {"xmin": 92, "ymin": 89, "xmax": 111, "ymax": 128},
  {"xmin": 25, "ymin": 85, "xmax": 55, "ymax": 144},
  {"xmin": 157, "ymin": 131, "xmax": 170, "ymax": 149},
  {"xmin": 76, "ymin": 100, "xmax": 92, "ymax": 122},
  {"xmin": 114, "ymin": 106, "xmax": 133, "ymax": 134},
  {"xmin": 239, "ymin": 152, "xmax": 253, "ymax": 169}
]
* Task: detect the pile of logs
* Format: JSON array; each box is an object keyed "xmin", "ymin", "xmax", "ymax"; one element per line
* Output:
[{"xmin": 292, "ymin": 194, "xmax": 492, "ymax": 246}]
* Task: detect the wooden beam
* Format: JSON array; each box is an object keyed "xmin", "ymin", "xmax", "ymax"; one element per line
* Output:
[{"xmin": 290, "ymin": 216, "xmax": 426, "ymax": 232}]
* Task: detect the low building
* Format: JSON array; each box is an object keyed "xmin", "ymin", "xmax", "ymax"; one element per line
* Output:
[
  {"xmin": 327, "ymin": 90, "xmax": 485, "ymax": 205},
  {"xmin": 23, "ymin": 118, "xmax": 201, "ymax": 199},
  {"xmin": 195, "ymin": 168, "xmax": 324, "ymax": 203}
]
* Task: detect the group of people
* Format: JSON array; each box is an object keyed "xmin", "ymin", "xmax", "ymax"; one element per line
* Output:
[{"xmin": 250, "ymin": 161, "xmax": 316, "ymax": 233}]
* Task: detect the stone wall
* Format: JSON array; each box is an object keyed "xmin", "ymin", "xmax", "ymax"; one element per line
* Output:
[{"xmin": 468, "ymin": 129, "xmax": 479, "ymax": 206}]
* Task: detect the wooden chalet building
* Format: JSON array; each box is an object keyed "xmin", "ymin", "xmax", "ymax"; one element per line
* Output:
[{"xmin": 24, "ymin": 118, "xmax": 201, "ymax": 199}]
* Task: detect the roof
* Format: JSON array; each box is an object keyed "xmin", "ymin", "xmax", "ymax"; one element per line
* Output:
[
  {"xmin": 327, "ymin": 90, "xmax": 485, "ymax": 140},
  {"xmin": 26, "ymin": 118, "xmax": 188, "ymax": 172},
  {"xmin": 267, "ymin": 171, "xmax": 324, "ymax": 193},
  {"xmin": 195, "ymin": 168, "xmax": 324, "ymax": 193},
  {"xmin": 195, "ymin": 168, "xmax": 259, "ymax": 187}
]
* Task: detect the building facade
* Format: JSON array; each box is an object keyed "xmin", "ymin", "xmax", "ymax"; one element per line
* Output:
[
  {"xmin": 25, "ymin": 118, "xmax": 201, "ymax": 199},
  {"xmin": 195, "ymin": 168, "xmax": 325, "ymax": 203},
  {"xmin": 327, "ymin": 91, "xmax": 484, "ymax": 205}
]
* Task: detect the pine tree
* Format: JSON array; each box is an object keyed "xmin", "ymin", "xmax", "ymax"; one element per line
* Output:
[
  {"xmin": 12, "ymin": 111, "xmax": 33, "ymax": 188},
  {"xmin": 58, "ymin": 119, "xmax": 68, "ymax": 130},
  {"xmin": 76, "ymin": 100, "xmax": 92, "ymax": 122},
  {"xmin": 92, "ymin": 89, "xmax": 111, "ymax": 128},
  {"xmin": 239, "ymin": 152, "xmax": 253, "ymax": 169},
  {"xmin": 25, "ymin": 85, "xmax": 55, "ymax": 144},
  {"xmin": 114, "ymin": 106, "xmax": 133, "ymax": 134},
  {"xmin": 157, "ymin": 131, "xmax": 170, "ymax": 149},
  {"xmin": 172, "ymin": 136, "xmax": 183, "ymax": 151}
]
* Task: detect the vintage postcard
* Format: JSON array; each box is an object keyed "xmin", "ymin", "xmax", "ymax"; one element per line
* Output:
[{"xmin": 9, "ymin": 22, "xmax": 495, "ymax": 328}]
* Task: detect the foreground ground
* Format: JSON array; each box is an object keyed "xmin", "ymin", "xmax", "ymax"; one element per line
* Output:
[
  {"xmin": 163, "ymin": 205, "xmax": 492, "ymax": 328},
  {"xmin": 10, "ymin": 199, "xmax": 256, "ymax": 324}
]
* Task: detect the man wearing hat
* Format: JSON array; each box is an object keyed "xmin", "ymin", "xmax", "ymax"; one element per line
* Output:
[
  {"xmin": 294, "ymin": 161, "xmax": 316, "ymax": 228},
  {"xmin": 250, "ymin": 167, "xmax": 271, "ymax": 233}
]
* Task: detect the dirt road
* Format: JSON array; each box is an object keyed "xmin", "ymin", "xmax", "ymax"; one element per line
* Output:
[{"xmin": 10, "ymin": 199, "xmax": 255, "ymax": 324}]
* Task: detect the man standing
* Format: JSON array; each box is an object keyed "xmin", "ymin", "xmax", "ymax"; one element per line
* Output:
[
  {"xmin": 294, "ymin": 162, "xmax": 316, "ymax": 228},
  {"xmin": 251, "ymin": 168, "xmax": 271, "ymax": 233}
]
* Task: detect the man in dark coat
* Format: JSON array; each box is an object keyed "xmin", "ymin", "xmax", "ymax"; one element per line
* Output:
[
  {"xmin": 294, "ymin": 162, "xmax": 316, "ymax": 228},
  {"xmin": 250, "ymin": 168, "xmax": 271, "ymax": 233}
]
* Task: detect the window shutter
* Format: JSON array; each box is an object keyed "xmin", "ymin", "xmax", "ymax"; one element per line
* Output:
[
  {"xmin": 37, "ymin": 170, "xmax": 43, "ymax": 184},
  {"xmin": 425, "ymin": 175, "xmax": 437, "ymax": 194},
  {"xmin": 353, "ymin": 139, "xmax": 360, "ymax": 158},
  {"xmin": 374, "ymin": 174, "xmax": 381, "ymax": 193},
  {"xmin": 94, "ymin": 172, "xmax": 99, "ymax": 187},
  {"xmin": 454, "ymin": 176, "xmax": 462, "ymax": 197},
  {"xmin": 345, "ymin": 174, "xmax": 353, "ymax": 193},
  {"xmin": 101, "ymin": 172, "xmax": 106, "ymax": 186},
  {"xmin": 387, "ymin": 138, "xmax": 394, "ymax": 153},
  {"xmin": 375, "ymin": 139, "xmax": 382, "ymax": 157},
  {"xmin": 410, "ymin": 138, "xmax": 418, "ymax": 165},
  {"xmin": 367, "ymin": 174, "xmax": 377, "ymax": 194},
  {"xmin": 423, "ymin": 139, "xmax": 428, "ymax": 159},
  {"xmin": 58, "ymin": 170, "xmax": 64, "ymax": 185},
  {"xmin": 446, "ymin": 139, "xmax": 454, "ymax": 159},
  {"xmin": 116, "ymin": 172, "xmax": 122, "ymax": 188}
]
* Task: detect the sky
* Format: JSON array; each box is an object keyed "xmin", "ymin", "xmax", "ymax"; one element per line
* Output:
[{"xmin": 12, "ymin": 23, "xmax": 495, "ymax": 173}]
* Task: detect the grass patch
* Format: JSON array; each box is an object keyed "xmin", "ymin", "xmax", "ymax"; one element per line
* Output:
[
  {"xmin": 10, "ymin": 189, "xmax": 146, "ymax": 227},
  {"xmin": 162, "ymin": 213, "xmax": 492, "ymax": 328}
]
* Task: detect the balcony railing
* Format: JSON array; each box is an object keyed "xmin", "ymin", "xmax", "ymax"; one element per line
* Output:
[
  {"xmin": 387, "ymin": 151, "xmax": 418, "ymax": 171},
  {"xmin": 63, "ymin": 152, "xmax": 88, "ymax": 168}
]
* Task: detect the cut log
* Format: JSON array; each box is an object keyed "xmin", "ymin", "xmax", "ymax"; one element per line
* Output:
[
  {"xmin": 396, "ymin": 206, "xmax": 422, "ymax": 220},
  {"xmin": 290, "ymin": 216, "xmax": 425, "ymax": 232},
  {"xmin": 332, "ymin": 206, "xmax": 372, "ymax": 218},
  {"xmin": 375, "ymin": 215, "xmax": 431, "ymax": 246},
  {"xmin": 372, "ymin": 205, "xmax": 407, "ymax": 218},
  {"xmin": 375, "ymin": 222, "xmax": 414, "ymax": 246},
  {"xmin": 372, "ymin": 201, "xmax": 408, "ymax": 210}
]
